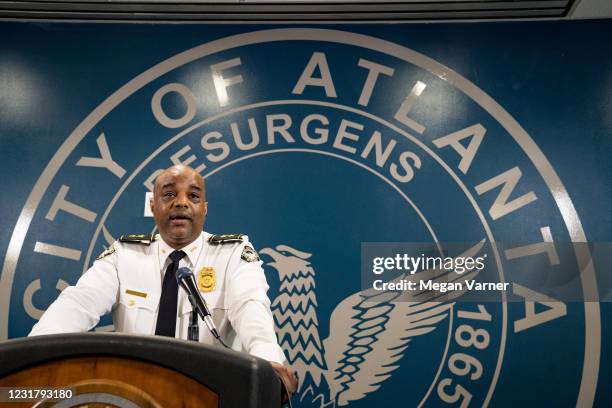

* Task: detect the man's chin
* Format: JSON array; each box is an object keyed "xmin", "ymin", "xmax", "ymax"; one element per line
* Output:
[{"xmin": 162, "ymin": 229, "xmax": 198, "ymax": 247}]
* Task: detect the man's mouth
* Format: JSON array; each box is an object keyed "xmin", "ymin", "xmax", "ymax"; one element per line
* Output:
[{"xmin": 169, "ymin": 214, "xmax": 192, "ymax": 225}]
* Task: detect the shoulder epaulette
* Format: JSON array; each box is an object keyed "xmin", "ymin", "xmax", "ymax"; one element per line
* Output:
[
  {"xmin": 119, "ymin": 234, "xmax": 157, "ymax": 245},
  {"xmin": 208, "ymin": 233, "xmax": 245, "ymax": 245}
]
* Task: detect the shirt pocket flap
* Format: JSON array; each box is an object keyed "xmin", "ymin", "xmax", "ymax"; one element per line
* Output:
[{"xmin": 120, "ymin": 288, "xmax": 160, "ymax": 311}]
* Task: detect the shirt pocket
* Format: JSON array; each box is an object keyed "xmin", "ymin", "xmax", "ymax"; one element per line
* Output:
[
  {"xmin": 179, "ymin": 290, "xmax": 227, "ymax": 343},
  {"xmin": 180, "ymin": 290, "xmax": 225, "ymax": 315},
  {"xmin": 117, "ymin": 288, "xmax": 160, "ymax": 333}
]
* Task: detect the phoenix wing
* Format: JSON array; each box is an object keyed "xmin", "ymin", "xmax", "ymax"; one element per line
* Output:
[{"xmin": 322, "ymin": 240, "xmax": 486, "ymax": 406}]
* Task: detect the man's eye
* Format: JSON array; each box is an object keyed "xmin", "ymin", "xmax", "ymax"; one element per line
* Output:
[
  {"xmin": 164, "ymin": 192, "xmax": 175, "ymax": 197},
  {"xmin": 190, "ymin": 193, "xmax": 200, "ymax": 200}
]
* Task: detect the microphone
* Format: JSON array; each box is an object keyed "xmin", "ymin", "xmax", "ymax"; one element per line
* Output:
[{"xmin": 176, "ymin": 267, "xmax": 221, "ymax": 341}]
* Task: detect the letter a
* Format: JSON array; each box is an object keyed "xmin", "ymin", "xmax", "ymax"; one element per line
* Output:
[
  {"xmin": 513, "ymin": 284, "xmax": 566, "ymax": 333},
  {"xmin": 292, "ymin": 52, "xmax": 337, "ymax": 98}
]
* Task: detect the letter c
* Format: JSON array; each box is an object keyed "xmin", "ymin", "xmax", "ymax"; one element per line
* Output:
[{"xmin": 23, "ymin": 279, "xmax": 70, "ymax": 320}]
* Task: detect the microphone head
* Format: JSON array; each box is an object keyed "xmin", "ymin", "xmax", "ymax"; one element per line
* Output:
[{"xmin": 176, "ymin": 267, "xmax": 194, "ymax": 282}]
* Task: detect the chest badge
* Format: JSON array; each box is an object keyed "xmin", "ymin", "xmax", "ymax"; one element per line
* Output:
[{"xmin": 197, "ymin": 266, "xmax": 216, "ymax": 292}]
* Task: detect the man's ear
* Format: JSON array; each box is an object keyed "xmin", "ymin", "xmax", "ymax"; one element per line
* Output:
[
  {"xmin": 149, "ymin": 196, "xmax": 155, "ymax": 214},
  {"xmin": 203, "ymin": 202, "xmax": 208, "ymax": 216}
]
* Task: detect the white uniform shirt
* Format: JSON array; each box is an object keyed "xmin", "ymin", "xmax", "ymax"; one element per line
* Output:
[{"xmin": 30, "ymin": 231, "xmax": 286, "ymax": 364}]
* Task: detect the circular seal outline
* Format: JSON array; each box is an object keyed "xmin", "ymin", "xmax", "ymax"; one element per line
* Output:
[{"xmin": 0, "ymin": 28, "xmax": 600, "ymax": 406}]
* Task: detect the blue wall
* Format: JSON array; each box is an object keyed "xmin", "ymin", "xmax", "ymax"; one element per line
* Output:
[{"xmin": 0, "ymin": 20, "xmax": 610, "ymax": 407}]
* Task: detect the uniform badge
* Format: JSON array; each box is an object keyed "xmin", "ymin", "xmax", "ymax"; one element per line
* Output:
[
  {"xmin": 95, "ymin": 246, "xmax": 115, "ymax": 260},
  {"xmin": 241, "ymin": 245, "xmax": 260, "ymax": 263},
  {"xmin": 197, "ymin": 266, "xmax": 216, "ymax": 292}
]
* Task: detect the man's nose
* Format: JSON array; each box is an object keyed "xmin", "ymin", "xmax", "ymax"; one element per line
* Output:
[{"xmin": 173, "ymin": 193, "xmax": 189, "ymax": 207}]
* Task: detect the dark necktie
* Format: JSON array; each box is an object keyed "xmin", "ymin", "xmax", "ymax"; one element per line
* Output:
[{"xmin": 155, "ymin": 250, "xmax": 186, "ymax": 337}]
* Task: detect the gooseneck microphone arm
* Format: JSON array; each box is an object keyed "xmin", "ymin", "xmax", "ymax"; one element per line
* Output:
[{"xmin": 176, "ymin": 267, "xmax": 229, "ymax": 348}]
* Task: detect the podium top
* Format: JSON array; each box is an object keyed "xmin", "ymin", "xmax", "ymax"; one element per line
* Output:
[{"xmin": 0, "ymin": 333, "xmax": 281, "ymax": 408}]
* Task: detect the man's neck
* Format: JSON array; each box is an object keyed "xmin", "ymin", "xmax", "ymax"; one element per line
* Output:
[{"xmin": 160, "ymin": 233, "xmax": 201, "ymax": 251}]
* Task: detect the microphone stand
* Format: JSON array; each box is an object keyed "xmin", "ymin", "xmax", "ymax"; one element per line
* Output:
[
  {"xmin": 187, "ymin": 295, "xmax": 199, "ymax": 342},
  {"xmin": 184, "ymin": 293, "xmax": 229, "ymax": 348}
]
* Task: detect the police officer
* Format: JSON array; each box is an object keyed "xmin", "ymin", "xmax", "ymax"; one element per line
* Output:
[{"xmin": 30, "ymin": 164, "xmax": 298, "ymax": 396}]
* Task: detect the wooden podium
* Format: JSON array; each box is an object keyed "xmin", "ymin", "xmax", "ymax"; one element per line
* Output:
[{"xmin": 0, "ymin": 333, "xmax": 281, "ymax": 408}]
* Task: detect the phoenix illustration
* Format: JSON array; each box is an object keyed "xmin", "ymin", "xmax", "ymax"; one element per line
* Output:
[{"xmin": 260, "ymin": 241, "xmax": 486, "ymax": 407}]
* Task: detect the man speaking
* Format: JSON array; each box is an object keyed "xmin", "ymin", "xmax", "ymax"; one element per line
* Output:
[{"xmin": 30, "ymin": 164, "xmax": 297, "ymax": 396}]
